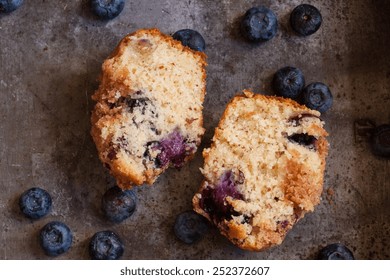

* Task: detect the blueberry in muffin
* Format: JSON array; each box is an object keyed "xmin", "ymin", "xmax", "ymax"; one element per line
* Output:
[
  {"xmin": 193, "ymin": 90, "xmax": 329, "ymax": 251},
  {"xmin": 91, "ymin": 29, "xmax": 207, "ymax": 189}
]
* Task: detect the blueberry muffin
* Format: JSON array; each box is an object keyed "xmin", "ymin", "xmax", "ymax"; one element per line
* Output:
[
  {"xmin": 192, "ymin": 90, "xmax": 329, "ymax": 251},
  {"xmin": 91, "ymin": 29, "xmax": 207, "ymax": 189}
]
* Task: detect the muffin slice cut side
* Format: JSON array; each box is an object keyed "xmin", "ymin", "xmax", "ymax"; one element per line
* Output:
[
  {"xmin": 193, "ymin": 90, "xmax": 328, "ymax": 251},
  {"xmin": 91, "ymin": 29, "xmax": 207, "ymax": 189}
]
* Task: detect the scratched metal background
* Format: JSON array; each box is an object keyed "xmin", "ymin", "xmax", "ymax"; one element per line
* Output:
[{"xmin": 0, "ymin": 0, "xmax": 389, "ymax": 259}]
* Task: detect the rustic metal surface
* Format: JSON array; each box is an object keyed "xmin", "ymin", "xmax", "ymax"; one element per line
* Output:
[{"xmin": 0, "ymin": 0, "xmax": 389, "ymax": 260}]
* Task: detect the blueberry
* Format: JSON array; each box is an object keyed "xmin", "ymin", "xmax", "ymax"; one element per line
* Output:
[
  {"xmin": 318, "ymin": 243, "xmax": 355, "ymax": 260},
  {"xmin": 172, "ymin": 29, "xmax": 206, "ymax": 52},
  {"xmin": 102, "ymin": 186, "xmax": 137, "ymax": 223},
  {"xmin": 301, "ymin": 82, "xmax": 333, "ymax": 113},
  {"xmin": 370, "ymin": 124, "xmax": 390, "ymax": 158},
  {"xmin": 174, "ymin": 211, "xmax": 209, "ymax": 244},
  {"xmin": 290, "ymin": 4, "xmax": 322, "ymax": 36},
  {"xmin": 19, "ymin": 187, "xmax": 52, "ymax": 219},
  {"xmin": 200, "ymin": 171, "xmax": 244, "ymax": 222},
  {"xmin": 273, "ymin": 66, "xmax": 305, "ymax": 99},
  {"xmin": 287, "ymin": 133, "xmax": 317, "ymax": 149},
  {"xmin": 240, "ymin": 6, "xmax": 278, "ymax": 43},
  {"xmin": 40, "ymin": 221, "xmax": 73, "ymax": 257},
  {"xmin": 90, "ymin": 0, "xmax": 125, "ymax": 20},
  {"xmin": 89, "ymin": 231, "xmax": 124, "ymax": 260},
  {"xmin": 157, "ymin": 130, "xmax": 195, "ymax": 168},
  {"xmin": 0, "ymin": 0, "xmax": 23, "ymax": 13},
  {"xmin": 211, "ymin": 171, "xmax": 243, "ymax": 213}
]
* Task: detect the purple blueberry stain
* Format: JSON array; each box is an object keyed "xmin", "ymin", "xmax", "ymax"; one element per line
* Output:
[
  {"xmin": 213, "ymin": 171, "xmax": 243, "ymax": 207},
  {"xmin": 142, "ymin": 130, "xmax": 196, "ymax": 168},
  {"xmin": 158, "ymin": 130, "xmax": 189, "ymax": 167},
  {"xmin": 200, "ymin": 171, "xmax": 244, "ymax": 222},
  {"xmin": 145, "ymin": 130, "xmax": 195, "ymax": 168}
]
